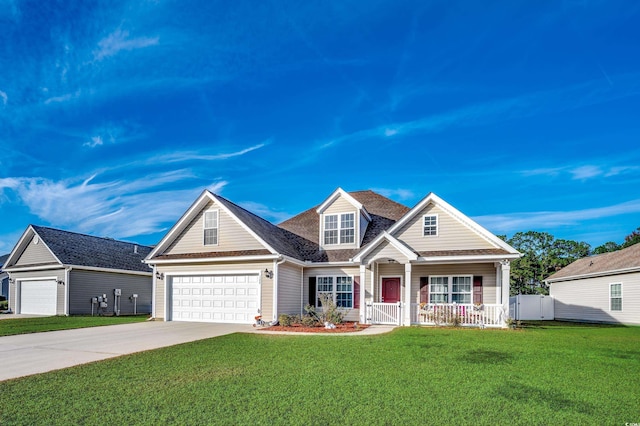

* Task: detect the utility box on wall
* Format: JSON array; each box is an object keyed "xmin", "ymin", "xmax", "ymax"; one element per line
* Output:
[{"xmin": 509, "ymin": 295, "xmax": 554, "ymax": 320}]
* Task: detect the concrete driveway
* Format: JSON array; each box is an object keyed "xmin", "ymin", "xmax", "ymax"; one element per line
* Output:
[{"xmin": 0, "ymin": 321, "xmax": 252, "ymax": 381}]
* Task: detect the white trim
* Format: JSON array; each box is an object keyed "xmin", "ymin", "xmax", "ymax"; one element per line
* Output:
[
  {"xmin": 304, "ymin": 261, "xmax": 357, "ymax": 267},
  {"xmin": 5, "ymin": 264, "xmax": 66, "ymax": 273},
  {"xmin": 353, "ymin": 231, "xmax": 418, "ymax": 263},
  {"xmin": 427, "ymin": 274, "xmax": 473, "ymax": 304},
  {"xmin": 147, "ymin": 254, "xmax": 280, "ymax": 265},
  {"xmin": 203, "ymin": 209, "xmax": 219, "ymax": 246},
  {"xmin": 422, "ymin": 213, "xmax": 439, "ymax": 237},
  {"xmin": 417, "ymin": 254, "xmax": 520, "ymax": 264},
  {"xmin": 315, "ymin": 274, "xmax": 356, "ymax": 309},
  {"xmin": 64, "ymin": 267, "xmax": 72, "ymax": 316},
  {"xmin": 162, "ymin": 269, "xmax": 262, "ymax": 322},
  {"xmin": 315, "ymin": 187, "xmax": 371, "ymax": 221},
  {"xmin": 3, "ymin": 226, "xmax": 63, "ymax": 270},
  {"xmin": 609, "ymin": 282, "xmax": 623, "ymax": 312},
  {"xmin": 386, "ymin": 193, "xmax": 520, "ymax": 255},
  {"xmin": 151, "ymin": 265, "xmax": 157, "ymax": 319},
  {"xmin": 546, "ymin": 266, "xmax": 640, "ymax": 283},
  {"xmin": 15, "ymin": 276, "xmax": 59, "ymax": 315},
  {"xmin": 322, "ymin": 211, "xmax": 356, "ymax": 246}
]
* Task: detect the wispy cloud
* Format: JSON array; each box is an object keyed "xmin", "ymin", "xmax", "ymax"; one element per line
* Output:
[
  {"xmin": 474, "ymin": 198, "xmax": 640, "ymax": 235},
  {"xmin": 44, "ymin": 90, "xmax": 82, "ymax": 105},
  {"xmin": 371, "ymin": 187, "xmax": 415, "ymax": 201},
  {"xmin": 318, "ymin": 73, "xmax": 640, "ymax": 150},
  {"xmin": 93, "ymin": 29, "xmax": 159, "ymax": 61},
  {"xmin": 84, "ymin": 136, "xmax": 103, "ymax": 148},
  {"xmin": 0, "ymin": 90, "xmax": 7, "ymax": 106},
  {"xmin": 521, "ymin": 164, "xmax": 640, "ymax": 180},
  {"xmin": 0, "ymin": 173, "xmax": 226, "ymax": 239},
  {"xmin": 145, "ymin": 142, "xmax": 268, "ymax": 164}
]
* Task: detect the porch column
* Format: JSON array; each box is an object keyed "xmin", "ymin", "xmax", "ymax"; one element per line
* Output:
[
  {"xmin": 500, "ymin": 260, "xmax": 511, "ymax": 320},
  {"xmin": 359, "ymin": 264, "xmax": 366, "ymax": 324},
  {"xmin": 404, "ymin": 263, "xmax": 412, "ymax": 326}
]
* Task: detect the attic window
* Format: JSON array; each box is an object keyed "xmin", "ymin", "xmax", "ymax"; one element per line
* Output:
[
  {"xmin": 423, "ymin": 214, "xmax": 438, "ymax": 236},
  {"xmin": 204, "ymin": 210, "xmax": 219, "ymax": 245},
  {"xmin": 324, "ymin": 213, "xmax": 355, "ymax": 245}
]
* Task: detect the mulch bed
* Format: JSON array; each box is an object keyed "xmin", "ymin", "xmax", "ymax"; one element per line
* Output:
[{"xmin": 257, "ymin": 322, "xmax": 370, "ymax": 333}]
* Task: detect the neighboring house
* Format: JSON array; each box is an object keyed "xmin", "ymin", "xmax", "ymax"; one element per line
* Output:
[
  {"xmin": 546, "ymin": 243, "xmax": 640, "ymax": 325},
  {"xmin": 145, "ymin": 188, "xmax": 520, "ymax": 327},
  {"xmin": 1, "ymin": 253, "xmax": 9, "ymax": 300},
  {"xmin": 3, "ymin": 225, "xmax": 153, "ymax": 316}
]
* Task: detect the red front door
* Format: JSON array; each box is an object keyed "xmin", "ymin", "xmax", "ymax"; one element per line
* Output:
[{"xmin": 382, "ymin": 278, "xmax": 401, "ymax": 303}]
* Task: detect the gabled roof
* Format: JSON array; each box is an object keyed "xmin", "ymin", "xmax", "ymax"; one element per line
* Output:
[
  {"xmin": 146, "ymin": 190, "xmax": 309, "ymax": 262},
  {"xmin": 353, "ymin": 231, "xmax": 419, "ymax": 264},
  {"xmin": 386, "ymin": 192, "xmax": 520, "ymax": 255},
  {"xmin": 0, "ymin": 254, "xmax": 9, "ymax": 272},
  {"xmin": 315, "ymin": 187, "xmax": 372, "ymax": 221},
  {"xmin": 4, "ymin": 225, "xmax": 152, "ymax": 273},
  {"xmin": 547, "ymin": 243, "xmax": 640, "ymax": 282}
]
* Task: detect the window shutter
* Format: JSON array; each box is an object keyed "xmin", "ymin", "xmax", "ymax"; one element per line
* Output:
[
  {"xmin": 420, "ymin": 277, "xmax": 428, "ymax": 303},
  {"xmin": 308, "ymin": 277, "xmax": 316, "ymax": 306},
  {"xmin": 353, "ymin": 277, "xmax": 360, "ymax": 308},
  {"xmin": 473, "ymin": 276, "xmax": 483, "ymax": 304}
]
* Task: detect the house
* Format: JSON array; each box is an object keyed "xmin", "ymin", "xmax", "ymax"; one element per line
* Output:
[
  {"xmin": 546, "ymin": 243, "xmax": 640, "ymax": 325},
  {"xmin": 3, "ymin": 225, "xmax": 153, "ymax": 316},
  {"xmin": 145, "ymin": 188, "xmax": 520, "ymax": 327},
  {"xmin": 1, "ymin": 253, "xmax": 9, "ymax": 301}
]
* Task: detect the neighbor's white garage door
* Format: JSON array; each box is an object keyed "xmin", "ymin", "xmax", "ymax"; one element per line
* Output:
[
  {"xmin": 20, "ymin": 280, "xmax": 57, "ymax": 315},
  {"xmin": 171, "ymin": 275, "xmax": 260, "ymax": 324}
]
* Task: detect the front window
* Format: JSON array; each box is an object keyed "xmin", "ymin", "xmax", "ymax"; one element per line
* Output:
[
  {"xmin": 203, "ymin": 210, "xmax": 219, "ymax": 245},
  {"xmin": 324, "ymin": 213, "xmax": 355, "ymax": 245},
  {"xmin": 316, "ymin": 275, "xmax": 353, "ymax": 308},
  {"xmin": 423, "ymin": 215, "xmax": 438, "ymax": 236},
  {"xmin": 610, "ymin": 283, "xmax": 622, "ymax": 311},
  {"xmin": 429, "ymin": 275, "xmax": 472, "ymax": 303}
]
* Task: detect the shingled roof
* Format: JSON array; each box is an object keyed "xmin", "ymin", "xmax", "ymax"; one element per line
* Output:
[
  {"xmin": 547, "ymin": 243, "xmax": 640, "ymax": 282},
  {"xmin": 277, "ymin": 190, "xmax": 411, "ymax": 262},
  {"xmin": 30, "ymin": 226, "xmax": 152, "ymax": 273}
]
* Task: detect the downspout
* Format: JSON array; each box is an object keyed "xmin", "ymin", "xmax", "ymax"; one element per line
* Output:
[
  {"xmin": 300, "ymin": 265, "xmax": 304, "ymax": 317},
  {"xmin": 272, "ymin": 257, "xmax": 285, "ymax": 323},
  {"xmin": 151, "ymin": 264, "xmax": 157, "ymax": 319},
  {"xmin": 64, "ymin": 266, "xmax": 72, "ymax": 316}
]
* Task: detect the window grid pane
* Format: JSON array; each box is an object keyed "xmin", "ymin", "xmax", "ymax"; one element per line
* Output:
[
  {"xmin": 429, "ymin": 276, "xmax": 449, "ymax": 303},
  {"xmin": 204, "ymin": 228, "xmax": 218, "ymax": 245},
  {"xmin": 610, "ymin": 283, "xmax": 622, "ymax": 311},
  {"xmin": 424, "ymin": 215, "xmax": 437, "ymax": 236}
]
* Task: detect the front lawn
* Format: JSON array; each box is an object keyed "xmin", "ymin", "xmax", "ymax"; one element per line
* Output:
[
  {"xmin": 0, "ymin": 323, "xmax": 638, "ymax": 425},
  {"xmin": 0, "ymin": 315, "xmax": 148, "ymax": 336}
]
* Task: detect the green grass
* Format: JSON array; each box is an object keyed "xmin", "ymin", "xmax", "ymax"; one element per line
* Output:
[
  {"xmin": 0, "ymin": 315, "xmax": 149, "ymax": 336},
  {"xmin": 0, "ymin": 323, "xmax": 639, "ymax": 425}
]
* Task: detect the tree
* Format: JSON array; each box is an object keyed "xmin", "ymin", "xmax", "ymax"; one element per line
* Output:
[
  {"xmin": 505, "ymin": 231, "xmax": 590, "ymax": 296},
  {"xmin": 593, "ymin": 241, "xmax": 620, "ymax": 254},
  {"xmin": 622, "ymin": 227, "xmax": 640, "ymax": 249}
]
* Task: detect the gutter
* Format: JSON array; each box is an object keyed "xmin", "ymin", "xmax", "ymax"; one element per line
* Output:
[{"xmin": 546, "ymin": 265, "xmax": 640, "ymax": 284}]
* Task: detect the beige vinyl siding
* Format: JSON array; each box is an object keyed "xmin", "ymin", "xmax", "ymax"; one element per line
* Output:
[
  {"xmin": 165, "ymin": 201, "xmax": 266, "ymax": 255},
  {"xmin": 395, "ymin": 204, "xmax": 495, "ymax": 252},
  {"xmin": 324, "ymin": 196, "xmax": 357, "ymax": 215},
  {"xmin": 303, "ymin": 266, "xmax": 360, "ymax": 321},
  {"xmin": 363, "ymin": 240, "xmax": 410, "ymax": 264},
  {"xmin": 155, "ymin": 276, "xmax": 165, "ymax": 319},
  {"xmin": 359, "ymin": 210, "xmax": 370, "ymax": 245},
  {"xmin": 277, "ymin": 262, "xmax": 303, "ymax": 316},
  {"xmin": 550, "ymin": 272, "xmax": 640, "ymax": 325},
  {"xmin": 9, "ymin": 268, "xmax": 66, "ymax": 315},
  {"xmin": 14, "ymin": 236, "xmax": 58, "ymax": 266},
  {"xmin": 68, "ymin": 269, "xmax": 152, "ymax": 315},
  {"xmin": 156, "ymin": 261, "xmax": 274, "ymax": 321},
  {"xmin": 411, "ymin": 263, "xmax": 497, "ymax": 304}
]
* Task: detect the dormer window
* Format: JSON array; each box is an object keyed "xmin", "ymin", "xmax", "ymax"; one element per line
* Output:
[
  {"xmin": 204, "ymin": 210, "xmax": 219, "ymax": 245},
  {"xmin": 324, "ymin": 213, "xmax": 355, "ymax": 245}
]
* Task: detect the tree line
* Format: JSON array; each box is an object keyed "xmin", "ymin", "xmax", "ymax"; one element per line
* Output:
[{"xmin": 499, "ymin": 227, "xmax": 640, "ymax": 295}]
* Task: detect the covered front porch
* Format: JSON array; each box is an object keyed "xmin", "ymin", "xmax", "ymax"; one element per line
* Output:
[{"xmin": 355, "ymin": 248, "xmax": 513, "ymax": 328}]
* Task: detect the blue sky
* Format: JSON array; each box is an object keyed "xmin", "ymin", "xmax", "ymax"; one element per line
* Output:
[{"xmin": 1, "ymin": 0, "xmax": 639, "ymax": 253}]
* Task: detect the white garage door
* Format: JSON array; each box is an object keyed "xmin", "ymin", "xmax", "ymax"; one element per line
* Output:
[
  {"xmin": 171, "ymin": 275, "xmax": 260, "ymax": 324},
  {"xmin": 21, "ymin": 280, "xmax": 57, "ymax": 315}
]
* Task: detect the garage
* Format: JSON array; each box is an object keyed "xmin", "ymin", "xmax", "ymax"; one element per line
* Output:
[
  {"xmin": 20, "ymin": 280, "xmax": 57, "ymax": 315},
  {"xmin": 171, "ymin": 275, "xmax": 260, "ymax": 324}
]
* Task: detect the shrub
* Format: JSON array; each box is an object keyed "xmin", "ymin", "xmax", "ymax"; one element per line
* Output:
[
  {"xmin": 301, "ymin": 314, "xmax": 319, "ymax": 327},
  {"xmin": 0, "ymin": 300, "xmax": 7, "ymax": 310},
  {"xmin": 278, "ymin": 314, "xmax": 293, "ymax": 327}
]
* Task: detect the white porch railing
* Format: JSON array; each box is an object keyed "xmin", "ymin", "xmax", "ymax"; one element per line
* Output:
[
  {"xmin": 366, "ymin": 302, "xmax": 402, "ymax": 325},
  {"xmin": 410, "ymin": 303, "xmax": 505, "ymax": 328}
]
